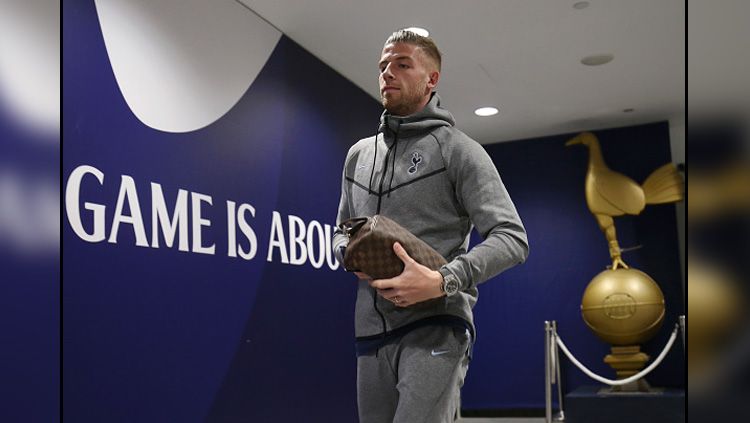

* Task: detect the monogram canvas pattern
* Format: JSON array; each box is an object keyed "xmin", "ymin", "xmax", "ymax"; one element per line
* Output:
[{"xmin": 340, "ymin": 215, "xmax": 447, "ymax": 279}]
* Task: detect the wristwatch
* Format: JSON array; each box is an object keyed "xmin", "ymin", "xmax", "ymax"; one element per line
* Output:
[{"xmin": 439, "ymin": 267, "xmax": 460, "ymax": 297}]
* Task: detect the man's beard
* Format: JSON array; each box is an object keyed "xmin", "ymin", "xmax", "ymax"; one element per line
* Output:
[{"xmin": 381, "ymin": 80, "xmax": 428, "ymax": 116}]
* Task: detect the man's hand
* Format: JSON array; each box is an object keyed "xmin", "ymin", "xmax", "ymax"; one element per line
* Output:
[{"xmin": 369, "ymin": 242, "xmax": 444, "ymax": 307}]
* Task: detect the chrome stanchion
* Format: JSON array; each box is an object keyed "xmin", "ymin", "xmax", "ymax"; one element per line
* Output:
[
  {"xmin": 552, "ymin": 321, "xmax": 565, "ymax": 421},
  {"xmin": 545, "ymin": 321, "xmax": 553, "ymax": 423},
  {"xmin": 678, "ymin": 315, "xmax": 686, "ymax": 401},
  {"xmin": 678, "ymin": 315, "xmax": 685, "ymax": 353}
]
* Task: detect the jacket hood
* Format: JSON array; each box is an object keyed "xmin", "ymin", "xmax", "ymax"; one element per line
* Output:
[{"xmin": 378, "ymin": 92, "xmax": 455, "ymax": 139}]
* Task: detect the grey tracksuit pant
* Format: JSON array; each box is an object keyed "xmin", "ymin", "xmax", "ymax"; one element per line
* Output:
[{"xmin": 357, "ymin": 325, "xmax": 471, "ymax": 423}]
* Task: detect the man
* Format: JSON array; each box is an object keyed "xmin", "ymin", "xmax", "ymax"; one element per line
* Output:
[{"xmin": 332, "ymin": 29, "xmax": 529, "ymax": 423}]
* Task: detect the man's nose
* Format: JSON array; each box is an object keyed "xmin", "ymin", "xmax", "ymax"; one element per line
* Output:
[{"xmin": 382, "ymin": 64, "xmax": 395, "ymax": 79}]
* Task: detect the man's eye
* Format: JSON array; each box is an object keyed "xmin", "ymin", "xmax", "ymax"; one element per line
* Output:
[{"xmin": 399, "ymin": 64, "xmax": 409, "ymax": 69}]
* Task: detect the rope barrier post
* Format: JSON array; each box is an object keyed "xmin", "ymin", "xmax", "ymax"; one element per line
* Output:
[
  {"xmin": 552, "ymin": 321, "xmax": 565, "ymax": 421},
  {"xmin": 678, "ymin": 315, "xmax": 685, "ymax": 353},
  {"xmin": 545, "ymin": 321, "xmax": 553, "ymax": 423}
]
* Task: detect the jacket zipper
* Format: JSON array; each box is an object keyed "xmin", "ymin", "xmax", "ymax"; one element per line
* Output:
[{"xmin": 372, "ymin": 130, "xmax": 398, "ymax": 337}]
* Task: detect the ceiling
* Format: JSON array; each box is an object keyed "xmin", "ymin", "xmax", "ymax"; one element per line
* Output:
[{"xmin": 236, "ymin": 0, "xmax": 693, "ymax": 144}]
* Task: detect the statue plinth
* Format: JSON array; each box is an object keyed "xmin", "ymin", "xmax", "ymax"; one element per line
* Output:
[{"xmin": 603, "ymin": 345, "xmax": 651, "ymax": 392}]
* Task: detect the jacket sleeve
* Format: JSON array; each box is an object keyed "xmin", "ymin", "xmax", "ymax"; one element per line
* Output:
[
  {"xmin": 332, "ymin": 153, "xmax": 352, "ymax": 266},
  {"xmin": 441, "ymin": 137, "xmax": 529, "ymax": 290}
]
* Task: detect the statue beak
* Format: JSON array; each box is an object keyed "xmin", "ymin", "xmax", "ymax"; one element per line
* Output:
[{"xmin": 566, "ymin": 132, "xmax": 593, "ymax": 146}]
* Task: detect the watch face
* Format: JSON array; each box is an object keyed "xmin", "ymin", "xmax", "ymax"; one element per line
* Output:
[{"xmin": 445, "ymin": 277, "xmax": 459, "ymax": 295}]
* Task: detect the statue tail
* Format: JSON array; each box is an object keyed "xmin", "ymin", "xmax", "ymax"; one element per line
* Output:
[{"xmin": 642, "ymin": 163, "xmax": 684, "ymax": 204}]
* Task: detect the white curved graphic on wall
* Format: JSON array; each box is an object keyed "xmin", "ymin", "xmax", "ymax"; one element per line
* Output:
[
  {"xmin": 94, "ymin": 0, "xmax": 281, "ymax": 133},
  {"xmin": 0, "ymin": 0, "xmax": 60, "ymax": 138}
]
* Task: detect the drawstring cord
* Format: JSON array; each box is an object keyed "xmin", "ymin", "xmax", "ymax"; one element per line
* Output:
[
  {"xmin": 387, "ymin": 135, "xmax": 398, "ymax": 197},
  {"xmin": 369, "ymin": 114, "xmax": 400, "ymax": 199},
  {"xmin": 367, "ymin": 119, "xmax": 382, "ymax": 194}
]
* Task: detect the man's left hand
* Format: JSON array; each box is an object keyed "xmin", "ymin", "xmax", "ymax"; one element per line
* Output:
[{"xmin": 369, "ymin": 242, "xmax": 444, "ymax": 307}]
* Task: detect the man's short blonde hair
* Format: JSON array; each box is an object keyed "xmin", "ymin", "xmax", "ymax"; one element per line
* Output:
[{"xmin": 385, "ymin": 29, "xmax": 442, "ymax": 71}]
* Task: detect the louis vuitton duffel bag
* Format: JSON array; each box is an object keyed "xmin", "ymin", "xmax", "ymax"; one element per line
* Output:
[{"xmin": 339, "ymin": 215, "xmax": 447, "ymax": 279}]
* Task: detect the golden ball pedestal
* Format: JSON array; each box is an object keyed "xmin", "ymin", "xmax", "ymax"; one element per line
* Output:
[{"xmin": 580, "ymin": 268, "xmax": 665, "ymax": 392}]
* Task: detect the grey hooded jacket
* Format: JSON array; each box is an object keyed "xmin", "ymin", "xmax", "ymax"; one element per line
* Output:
[{"xmin": 333, "ymin": 93, "xmax": 529, "ymax": 342}]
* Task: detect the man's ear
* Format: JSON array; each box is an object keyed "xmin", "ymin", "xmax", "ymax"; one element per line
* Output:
[{"xmin": 427, "ymin": 70, "xmax": 440, "ymax": 89}]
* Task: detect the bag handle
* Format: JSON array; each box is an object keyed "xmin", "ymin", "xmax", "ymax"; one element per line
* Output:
[{"xmin": 339, "ymin": 217, "xmax": 370, "ymax": 238}]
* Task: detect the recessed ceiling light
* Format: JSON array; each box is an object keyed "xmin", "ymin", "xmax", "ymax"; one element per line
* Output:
[
  {"xmin": 474, "ymin": 107, "xmax": 499, "ymax": 117},
  {"xmin": 573, "ymin": 1, "xmax": 590, "ymax": 9},
  {"xmin": 580, "ymin": 54, "xmax": 614, "ymax": 66},
  {"xmin": 405, "ymin": 27, "xmax": 429, "ymax": 37}
]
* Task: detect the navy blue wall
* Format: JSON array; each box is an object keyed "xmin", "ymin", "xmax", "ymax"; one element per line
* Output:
[
  {"xmin": 0, "ymin": 107, "xmax": 59, "ymax": 422},
  {"xmin": 63, "ymin": 0, "xmax": 684, "ymax": 420},
  {"xmin": 64, "ymin": 1, "xmax": 377, "ymax": 421}
]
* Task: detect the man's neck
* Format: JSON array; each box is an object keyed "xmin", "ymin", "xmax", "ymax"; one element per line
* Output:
[{"xmin": 387, "ymin": 94, "xmax": 432, "ymax": 117}]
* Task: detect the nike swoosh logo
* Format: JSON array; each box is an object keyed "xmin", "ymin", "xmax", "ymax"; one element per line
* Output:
[
  {"xmin": 358, "ymin": 165, "xmax": 367, "ymax": 169},
  {"xmin": 431, "ymin": 349, "xmax": 451, "ymax": 356}
]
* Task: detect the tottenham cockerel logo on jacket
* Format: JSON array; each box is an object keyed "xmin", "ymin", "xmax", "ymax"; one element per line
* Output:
[{"xmin": 408, "ymin": 152, "xmax": 423, "ymax": 174}]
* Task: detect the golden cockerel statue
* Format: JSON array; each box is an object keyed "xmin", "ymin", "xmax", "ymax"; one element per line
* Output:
[{"xmin": 566, "ymin": 132, "xmax": 684, "ymax": 269}]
